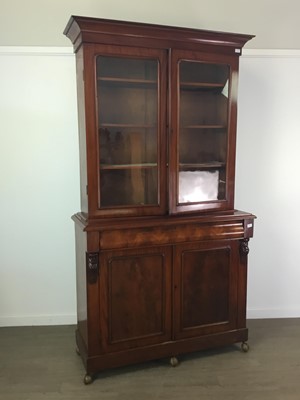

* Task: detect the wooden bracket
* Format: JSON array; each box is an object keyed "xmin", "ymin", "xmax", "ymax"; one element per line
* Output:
[
  {"xmin": 86, "ymin": 252, "xmax": 99, "ymax": 284},
  {"xmin": 240, "ymin": 238, "xmax": 250, "ymax": 256}
]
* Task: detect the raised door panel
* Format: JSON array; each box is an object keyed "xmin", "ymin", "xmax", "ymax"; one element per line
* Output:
[
  {"xmin": 173, "ymin": 240, "xmax": 239, "ymax": 339},
  {"xmin": 99, "ymin": 246, "xmax": 172, "ymax": 352}
]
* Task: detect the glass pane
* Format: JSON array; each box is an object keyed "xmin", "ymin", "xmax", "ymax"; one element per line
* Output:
[
  {"xmin": 96, "ymin": 56, "xmax": 159, "ymax": 207},
  {"xmin": 178, "ymin": 61, "xmax": 229, "ymax": 204}
]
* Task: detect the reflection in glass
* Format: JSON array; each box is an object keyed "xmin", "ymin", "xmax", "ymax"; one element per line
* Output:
[
  {"xmin": 179, "ymin": 170, "xmax": 219, "ymax": 203},
  {"xmin": 96, "ymin": 56, "xmax": 159, "ymax": 207}
]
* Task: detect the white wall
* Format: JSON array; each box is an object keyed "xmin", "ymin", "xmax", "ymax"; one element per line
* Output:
[
  {"xmin": 1, "ymin": 47, "xmax": 300, "ymax": 326},
  {"xmin": 0, "ymin": 48, "xmax": 80, "ymax": 326},
  {"xmin": 1, "ymin": 0, "xmax": 300, "ymax": 49},
  {"xmin": 236, "ymin": 50, "xmax": 300, "ymax": 318},
  {"xmin": 1, "ymin": 1, "xmax": 300, "ymax": 326}
]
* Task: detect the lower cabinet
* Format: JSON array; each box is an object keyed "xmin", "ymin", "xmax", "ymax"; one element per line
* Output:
[{"xmin": 74, "ymin": 212, "xmax": 253, "ymax": 383}]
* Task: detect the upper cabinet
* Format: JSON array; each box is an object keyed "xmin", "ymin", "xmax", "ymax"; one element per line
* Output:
[{"xmin": 64, "ymin": 16, "xmax": 254, "ymax": 218}]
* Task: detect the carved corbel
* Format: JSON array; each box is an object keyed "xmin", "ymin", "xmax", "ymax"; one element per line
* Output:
[
  {"xmin": 86, "ymin": 252, "xmax": 99, "ymax": 284},
  {"xmin": 240, "ymin": 238, "xmax": 250, "ymax": 255}
]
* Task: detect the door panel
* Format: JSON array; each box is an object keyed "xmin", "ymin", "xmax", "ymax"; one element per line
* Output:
[
  {"xmin": 100, "ymin": 246, "xmax": 172, "ymax": 352},
  {"xmin": 173, "ymin": 240, "xmax": 239, "ymax": 339}
]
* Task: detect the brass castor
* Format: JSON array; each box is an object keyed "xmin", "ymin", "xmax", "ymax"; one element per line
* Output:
[
  {"xmin": 83, "ymin": 374, "xmax": 93, "ymax": 385},
  {"xmin": 241, "ymin": 342, "xmax": 249, "ymax": 353},
  {"xmin": 170, "ymin": 356, "xmax": 179, "ymax": 367}
]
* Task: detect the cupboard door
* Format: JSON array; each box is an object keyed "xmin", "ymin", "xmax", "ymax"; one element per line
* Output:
[
  {"xmin": 173, "ymin": 240, "xmax": 239, "ymax": 339},
  {"xmin": 99, "ymin": 246, "xmax": 172, "ymax": 352},
  {"xmin": 84, "ymin": 45, "xmax": 167, "ymax": 217},
  {"xmin": 169, "ymin": 50, "xmax": 239, "ymax": 214}
]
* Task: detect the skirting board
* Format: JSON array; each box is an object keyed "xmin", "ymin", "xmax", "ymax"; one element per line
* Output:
[
  {"xmin": 1, "ymin": 310, "xmax": 300, "ymax": 327},
  {"xmin": 247, "ymin": 309, "xmax": 300, "ymax": 319},
  {"xmin": 0, "ymin": 314, "xmax": 77, "ymax": 327}
]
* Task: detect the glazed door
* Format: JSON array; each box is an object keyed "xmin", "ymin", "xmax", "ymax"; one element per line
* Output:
[
  {"xmin": 99, "ymin": 246, "xmax": 172, "ymax": 352},
  {"xmin": 84, "ymin": 44, "xmax": 167, "ymax": 217},
  {"xmin": 173, "ymin": 240, "xmax": 239, "ymax": 339},
  {"xmin": 169, "ymin": 50, "xmax": 239, "ymax": 214}
]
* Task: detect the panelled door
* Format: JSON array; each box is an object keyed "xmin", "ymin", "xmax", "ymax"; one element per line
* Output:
[
  {"xmin": 99, "ymin": 246, "xmax": 172, "ymax": 352},
  {"xmin": 173, "ymin": 240, "xmax": 239, "ymax": 339}
]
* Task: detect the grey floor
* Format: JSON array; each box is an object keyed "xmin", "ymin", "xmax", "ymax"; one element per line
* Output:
[{"xmin": 0, "ymin": 319, "xmax": 300, "ymax": 400}]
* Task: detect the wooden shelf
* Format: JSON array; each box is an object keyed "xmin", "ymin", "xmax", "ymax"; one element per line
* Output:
[
  {"xmin": 98, "ymin": 77, "xmax": 157, "ymax": 88},
  {"xmin": 179, "ymin": 162, "xmax": 225, "ymax": 170},
  {"xmin": 180, "ymin": 81, "xmax": 225, "ymax": 91},
  {"xmin": 100, "ymin": 124, "xmax": 156, "ymax": 129},
  {"xmin": 182, "ymin": 125, "xmax": 226, "ymax": 129},
  {"xmin": 101, "ymin": 163, "xmax": 157, "ymax": 170}
]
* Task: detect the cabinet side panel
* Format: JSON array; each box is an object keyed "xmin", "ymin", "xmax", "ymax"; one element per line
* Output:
[
  {"xmin": 237, "ymin": 239, "xmax": 249, "ymax": 328},
  {"xmin": 75, "ymin": 223, "xmax": 88, "ymax": 347},
  {"xmin": 76, "ymin": 47, "xmax": 88, "ymax": 213}
]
